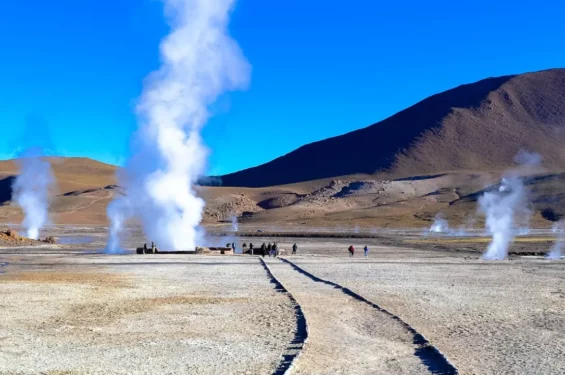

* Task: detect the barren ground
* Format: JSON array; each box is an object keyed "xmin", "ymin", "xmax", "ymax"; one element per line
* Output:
[
  {"xmin": 0, "ymin": 226, "xmax": 564, "ymax": 374},
  {"xmin": 0, "ymin": 251, "xmax": 296, "ymax": 374}
]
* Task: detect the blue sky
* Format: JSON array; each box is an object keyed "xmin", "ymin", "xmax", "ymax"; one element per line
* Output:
[{"xmin": 0, "ymin": 1, "xmax": 563, "ymax": 175}]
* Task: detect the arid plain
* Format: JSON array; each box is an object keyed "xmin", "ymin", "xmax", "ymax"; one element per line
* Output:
[{"xmin": 0, "ymin": 225, "xmax": 564, "ymax": 375}]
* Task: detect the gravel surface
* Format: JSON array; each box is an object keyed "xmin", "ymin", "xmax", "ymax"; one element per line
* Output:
[
  {"xmin": 265, "ymin": 257, "xmax": 431, "ymax": 375},
  {"xmin": 2, "ymin": 227, "xmax": 565, "ymax": 374},
  {"xmin": 0, "ymin": 254, "xmax": 296, "ymax": 375},
  {"xmin": 288, "ymin": 255, "xmax": 565, "ymax": 375}
]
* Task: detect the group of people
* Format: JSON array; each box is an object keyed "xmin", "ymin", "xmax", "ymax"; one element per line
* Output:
[
  {"xmin": 238, "ymin": 241, "xmax": 369, "ymax": 258},
  {"xmin": 348, "ymin": 245, "xmax": 369, "ymax": 257},
  {"xmin": 241, "ymin": 242, "xmax": 299, "ymax": 257}
]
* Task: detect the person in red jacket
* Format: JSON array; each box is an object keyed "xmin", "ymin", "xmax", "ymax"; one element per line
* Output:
[{"xmin": 348, "ymin": 245, "xmax": 354, "ymax": 257}]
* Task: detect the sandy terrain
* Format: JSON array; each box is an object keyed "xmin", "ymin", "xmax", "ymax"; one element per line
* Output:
[
  {"xmin": 286, "ymin": 254, "xmax": 565, "ymax": 374},
  {"xmin": 264, "ymin": 258, "xmax": 433, "ymax": 375},
  {"xmin": 0, "ymin": 253, "xmax": 297, "ymax": 374},
  {"xmin": 1, "ymin": 227, "xmax": 565, "ymax": 374}
]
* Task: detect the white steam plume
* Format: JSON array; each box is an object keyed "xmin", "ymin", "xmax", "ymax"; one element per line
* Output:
[
  {"xmin": 429, "ymin": 214, "xmax": 449, "ymax": 233},
  {"xmin": 12, "ymin": 150, "xmax": 55, "ymax": 240},
  {"xmin": 479, "ymin": 177, "xmax": 526, "ymax": 260},
  {"xmin": 548, "ymin": 222, "xmax": 565, "ymax": 260},
  {"xmin": 106, "ymin": 198, "xmax": 131, "ymax": 254},
  {"xmin": 479, "ymin": 151, "xmax": 540, "ymax": 260},
  {"xmin": 230, "ymin": 214, "xmax": 238, "ymax": 232},
  {"xmin": 106, "ymin": 0, "xmax": 250, "ymax": 252}
]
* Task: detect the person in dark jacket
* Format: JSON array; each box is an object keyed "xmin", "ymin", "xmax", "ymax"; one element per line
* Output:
[
  {"xmin": 267, "ymin": 243, "xmax": 272, "ymax": 257},
  {"xmin": 261, "ymin": 243, "xmax": 266, "ymax": 257},
  {"xmin": 272, "ymin": 243, "xmax": 278, "ymax": 257},
  {"xmin": 292, "ymin": 243, "xmax": 297, "ymax": 255},
  {"xmin": 249, "ymin": 243, "xmax": 254, "ymax": 255},
  {"xmin": 364, "ymin": 245, "xmax": 369, "ymax": 257},
  {"xmin": 348, "ymin": 245, "xmax": 354, "ymax": 257}
]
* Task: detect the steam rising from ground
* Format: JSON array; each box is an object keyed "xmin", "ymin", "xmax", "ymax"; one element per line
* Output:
[
  {"xmin": 548, "ymin": 222, "xmax": 565, "ymax": 259},
  {"xmin": 230, "ymin": 214, "xmax": 238, "ymax": 232},
  {"xmin": 429, "ymin": 214, "xmax": 449, "ymax": 233},
  {"xmin": 479, "ymin": 151, "xmax": 540, "ymax": 260},
  {"xmin": 106, "ymin": 0, "xmax": 249, "ymax": 252},
  {"xmin": 425, "ymin": 214, "xmax": 476, "ymax": 237},
  {"xmin": 12, "ymin": 150, "xmax": 54, "ymax": 240},
  {"xmin": 106, "ymin": 199, "xmax": 131, "ymax": 254}
]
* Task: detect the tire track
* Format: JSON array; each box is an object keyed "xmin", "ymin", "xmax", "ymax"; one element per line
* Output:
[
  {"xmin": 279, "ymin": 257, "xmax": 458, "ymax": 375},
  {"xmin": 259, "ymin": 258, "xmax": 309, "ymax": 375}
]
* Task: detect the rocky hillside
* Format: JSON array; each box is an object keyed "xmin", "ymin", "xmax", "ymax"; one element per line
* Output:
[{"xmin": 219, "ymin": 69, "xmax": 565, "ymax": 187}]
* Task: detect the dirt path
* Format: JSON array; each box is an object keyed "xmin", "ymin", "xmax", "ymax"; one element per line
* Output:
[
  {"xmin": 288, "ymin": 256, "xmax": 565, "ymax": 374},
  {"xmin": 259, "ymin": 258, "xmax": 307, "ymax": 374},
  {"xmin": 72, "ymin": 190, "xmax": 113, "ymax": 212},
  {"xmin": 264, "ymin": 257, "xmax": 441, "ymax": 375}
]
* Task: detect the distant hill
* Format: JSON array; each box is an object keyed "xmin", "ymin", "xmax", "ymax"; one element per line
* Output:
[
  {"xmin": 0, "ymin": 157, "xmax": 118, "ymax": 224},
  {"xmin": 219, "ymin": 69, "xmax": 565, "ymax": 187},
  {"xmin": 0, "ymin": 157, "xmax": 561, "ymax": 229}
]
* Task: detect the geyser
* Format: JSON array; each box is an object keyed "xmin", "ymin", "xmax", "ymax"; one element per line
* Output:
[
  {"xmin": 479, "ymin": 177, "xmax": 526, "ymax": 260},
  {"xmin": 429, "ymin": 214, "xmax": 449, "ymax": 233},
  {"xmin": 479, "ymin": 151, "xmax": 539, "ymax": 260},
  {"xmin": 230, "ymin": 214, "xmax": 238, "ymax": 232},
  {"xmin": 12, "ymin": 150, "xmax": 55, "ymax": 240},
  {"xmin": 548, "ymin": 221, "xmax": 564, "ymax": 260},
  {"xmin": 106, "ymin": 0, "xmax": 250, "ymax": 252}
]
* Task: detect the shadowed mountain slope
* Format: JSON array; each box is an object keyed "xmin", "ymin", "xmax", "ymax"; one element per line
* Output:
[{"xmin": 219, "ymin": 69, "xmax": 565, "ymax": 187}]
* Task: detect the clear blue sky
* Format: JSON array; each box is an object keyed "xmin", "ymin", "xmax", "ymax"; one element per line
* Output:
[{"xmin": 0, "ymin": 0, "xmax": 563, "ymax": 175}]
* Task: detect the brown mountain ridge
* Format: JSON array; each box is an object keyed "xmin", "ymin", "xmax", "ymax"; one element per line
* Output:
[{"xmin": 219, "ymin": 68, "xmax": 565, "ymax": 188}]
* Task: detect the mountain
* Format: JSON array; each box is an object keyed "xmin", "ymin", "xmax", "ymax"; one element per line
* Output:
[
  {"xmin": 219, "ymin": 69, "xmax": 565, "ymax": 187},
  {"xmin": 0, "ymin": 157, "xmax": 118, "ymax": 224}
]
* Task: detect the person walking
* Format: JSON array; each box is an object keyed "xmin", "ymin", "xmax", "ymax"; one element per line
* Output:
[
  {"xmin": 267, "ymin": 243, "xmax": 272, "ymax": 257},
  {"xmin": 249, "ymin": 243, "xmax": 254, "ymax": 255},
  {"xmin": 273, "ymin": 243, "xmax": 278, "ymax": 257},
  {"xmin": 292, "ymin": 243, "xmax": 297, "ymax": 255},
  {"xmin": 261, "ymin": 243, "xmax": 266, "ymax": 257},
  {"xmin": 364, "ymin": 245, "xmax": 369, "ymax": 258},
  {"xmin": 348, "ymin": 245, "xmax": 354, "ymax": 257},
  {"xmin": 231, "ymin": 242, "xmax": 236, "ymax": 253}
]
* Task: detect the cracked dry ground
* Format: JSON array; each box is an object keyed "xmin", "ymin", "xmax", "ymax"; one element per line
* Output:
[{"xmin": 263, "ymin": 257, "xmax": 437, "ymax": 375}]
